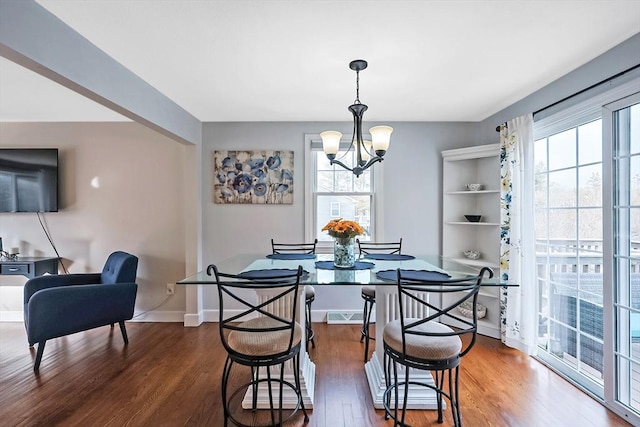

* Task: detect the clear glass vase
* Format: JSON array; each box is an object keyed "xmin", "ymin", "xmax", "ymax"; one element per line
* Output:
[{"xmin": 333, "ymin": 237, "xmax": 356, "ymax": 268}]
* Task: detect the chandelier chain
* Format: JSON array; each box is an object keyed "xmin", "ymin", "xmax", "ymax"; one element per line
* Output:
[{"xmin": 355, "ymin": 70, "xmax": 361, "ymax": 104}]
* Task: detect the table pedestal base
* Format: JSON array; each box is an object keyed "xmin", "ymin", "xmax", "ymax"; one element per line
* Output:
[{"xmin": 365, "ymin": 352, "xmax": 441, "ymax": 410}]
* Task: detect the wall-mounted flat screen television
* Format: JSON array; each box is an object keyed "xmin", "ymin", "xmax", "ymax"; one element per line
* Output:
[{"xmin": 0, "ymin": 148, "xmax": 59, "ymax": 212}]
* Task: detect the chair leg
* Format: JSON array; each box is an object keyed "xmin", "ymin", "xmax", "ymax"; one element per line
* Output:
[
  {"xmin": 306, "ymin": 298, "xmax": 315, "ymax": 349},
  {"xmin": 360, "ymin": 297, "xmax": 368, "ymax": 343},
  {"xmin": 278, "ymin": 363, "xmax": 284, "ymax": 425},
  {"xmin": 34, "ymin": 341, "xmax": 46, "ymax": 372},
  {"xmin": 118, "ymin": 321, "xmax": 129, "ymax": 344},
  {"xmin": 435, "ymin": 370, "xmax": 444, "ymax": 423},
  {"xmin": 266, "ymin": 365, "xmax": 275, "ymax": 426},
  {"xmin": 221, "ymin": 357, "xmax": 232, "ymax": 427},
  {"xmin": 362, "ymin": 297, "xmax": 375, "ymax": 362},
  {"xmin": 294, "ymin": 353, "xmax": 309, "ymax": 423},
  {"xmin": 401, "ymin": 364, "xmax": 410, "ymax": 427},
  {"xmin": 393, "ymin": 360, "xmax": 400, "ymax": 426},
  {"xmin": 384, "ymin": 351, "xmax": 391, "ymax": 420},
  {"xmin": 451, "ymin": 366, "xmax": 462, "ymax": 427},
  {"xmin": 251, "ymin": 366, "xmax": 258, "ymax": 410}
]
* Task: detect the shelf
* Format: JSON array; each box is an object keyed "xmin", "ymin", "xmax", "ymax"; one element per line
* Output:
[
  {"xmin": 445, "ymin": 190, "xmax": 500, "ymax": 195},
  {"xmin": 449, "ymin": 257, "xmax": 499, "ymax": 269},
  {"xmin": 443, "ymin": 287, "xmax": 499, "ymax": 299},
  {"xmin": 446, "ymin": 221, "xmax": 500, "ymax": 226},
  {"xmin": 442, "ymin": 316, "xmax": 500, "ymax": 339}
]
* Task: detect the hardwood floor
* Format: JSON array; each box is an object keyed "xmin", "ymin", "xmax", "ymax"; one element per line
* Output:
[{"xmin": 0, "ymin": 322, "xmax": 631, "ymax": 427}]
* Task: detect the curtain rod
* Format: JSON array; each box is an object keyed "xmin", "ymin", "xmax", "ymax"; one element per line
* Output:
[
  {"xmin": 495, "ymin": 63, "xmax": 640, "ymax": 132},
  {"xmin": 532, "ymin": 64, "xmax": 639, "ymax": 117}
]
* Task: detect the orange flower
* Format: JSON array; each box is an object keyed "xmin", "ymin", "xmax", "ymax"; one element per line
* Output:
[{"xmin": 322, "ymin": 218, "xmax": 365, "ymax": 239}]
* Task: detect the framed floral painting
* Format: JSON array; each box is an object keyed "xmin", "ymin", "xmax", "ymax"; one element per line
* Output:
[{"xmin": 213, "ymin": 150, "xmax": 294, "ymax": 204}]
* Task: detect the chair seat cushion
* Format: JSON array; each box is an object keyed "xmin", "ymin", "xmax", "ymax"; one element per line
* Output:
[
  {"xmin": 305, "ymin": 285, "xmax": 315, "ymax": 299},
  {"xmin": 361, "ymin": 286, "xmax": 376, "ymax": 298},
  {"xmin": 228, "ymin": 316, "xmax": 302, "ymax": 356},
  {"xmin": 383, "ymin": 318, "xmax": 461, "ymax": 361}
]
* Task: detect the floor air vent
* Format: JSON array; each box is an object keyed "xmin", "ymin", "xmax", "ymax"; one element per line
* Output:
[{"xmin": 326, "ymin": 311, "xmax": 371, "ymax": 324}]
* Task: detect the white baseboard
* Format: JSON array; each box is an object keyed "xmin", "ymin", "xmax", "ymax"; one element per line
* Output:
[
  {"xmin": 0, "ymin": 310, "xmax": 186, "ymax": 323},
  {"xmin": 0, "ymin": 311, "xmax": 23, "ymax": 322},
  {"xmin": 0, "ymin": 309, "xmax": 364, "ymax": 325},
  {"xmin": 130, "ymin": 310, "xmax": 185, "ymax": 322}
]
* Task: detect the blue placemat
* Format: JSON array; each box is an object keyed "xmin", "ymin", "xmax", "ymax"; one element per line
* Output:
[
  {"xmin": 239, "ymin": 268, "xmax": 309, "ymax": 281},
  {"xmin": 315, "ymin": 261, "xmax": 375, "ymax": 270},
  {"xmin": 362, "ymin": 254, "xmax": 416, "ymax": 261},
  {"xmin": 376, "ymin": 269, "xmax": 451, "ymax": 282},
  {"xmin": 266, "ymin": 253, "xmax": 316, "ymax": 260}
]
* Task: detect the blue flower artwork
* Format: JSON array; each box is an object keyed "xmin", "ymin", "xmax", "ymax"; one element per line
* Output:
[{"xmin": 213, "ymin": 150, "xmax": 294, "ymax": 204}]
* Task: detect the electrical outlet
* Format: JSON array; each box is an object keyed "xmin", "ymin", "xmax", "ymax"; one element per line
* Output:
[{"xmin": 166, "ymin": 283, "xmax": 175, "ymax": 296}]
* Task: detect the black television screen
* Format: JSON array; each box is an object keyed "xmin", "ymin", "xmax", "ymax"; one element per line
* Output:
[{"xmin": 0, "ymin": 149, "xmax": 59, "ymax": 212}]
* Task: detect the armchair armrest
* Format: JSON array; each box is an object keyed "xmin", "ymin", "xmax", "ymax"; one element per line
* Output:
[
  {"xmin": 25, "ymin": 282, "xmax": 138, "ymax": 345},
  {"xmin": 24, "ymin": 273, "xmax": 102, "ymax": 303}
]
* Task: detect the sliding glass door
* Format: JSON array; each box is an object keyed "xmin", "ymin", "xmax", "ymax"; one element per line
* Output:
[
  {"xmin": 535, "ymin": 82, "xmax": 639, "ymax": 425},
  {"xmin": 603, "ymin": 93, "xmax": 640, "ymax": 422}
]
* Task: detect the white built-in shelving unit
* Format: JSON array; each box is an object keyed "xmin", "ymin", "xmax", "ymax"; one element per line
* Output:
[{"xmin": 441, "ymin": 143, "xmax": 501, "ymax": 338}]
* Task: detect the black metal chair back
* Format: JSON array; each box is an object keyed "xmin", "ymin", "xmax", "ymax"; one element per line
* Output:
[
  {"xmin": 356, "ymin": 238, "xmax": 402, "ymax": 255},
  {"xmin": 383, "ymin": 267, "xmax": 493, "ymax": 427},
  {"xmin": 271, "ymin": 238, "xmax": 318, "ymax": 254},
  {"xmin": 394, "ymin": 267, "xmax": 492, "ymax": 361},
  {"xmin": 206, "ymin": 264, "xmax": 309, "ymax": 426},
  {"xmin": 357, "ymin": 238, "xmax": 403, "ymax": 362},
  {"xmin": 208, "ymin": 264, "xmax": 303, "ymax": 361}
]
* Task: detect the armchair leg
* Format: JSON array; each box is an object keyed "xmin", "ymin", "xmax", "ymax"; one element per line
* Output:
[
  {"xmin": 118, "ymin": 321, "xmax": 129, "ymax": 344},
  {"xmin": 34, "ymin": 341, "xmax": 46, "ymax": 372}
]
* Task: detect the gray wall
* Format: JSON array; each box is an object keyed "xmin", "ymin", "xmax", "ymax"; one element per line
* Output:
[
  {"xmin": 200, "ymin": 121, "xmax": 478, "ymax": 311},
  {"xmin": 477, "ymin": 33, "xmax": 640, "ymax": 140}
]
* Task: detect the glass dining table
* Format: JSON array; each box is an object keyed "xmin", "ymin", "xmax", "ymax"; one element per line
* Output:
[{"xmin": 178, "ymin": 253, "xmax": 509, "ymax": 411}]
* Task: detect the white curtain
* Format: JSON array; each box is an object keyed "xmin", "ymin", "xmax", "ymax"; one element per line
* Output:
[{"xmin": 499, "ymin": 114, "xmax": 537, "ymax": 355}]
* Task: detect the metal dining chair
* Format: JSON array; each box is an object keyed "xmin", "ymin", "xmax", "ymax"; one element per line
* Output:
[
  {"xmin": 356, "ymin": 238, "xmax": 402, "ymax": 362},
  {"xmin": 271, "ymin": 238, "xmax": 318, "ymax": 349},
  {"xmin": 207, "ymin": 264, "xmax": 309, "ymax": 427},
  {"xmin": 383, "ymin": 267, "xmax": 493, "ymax": 427}
]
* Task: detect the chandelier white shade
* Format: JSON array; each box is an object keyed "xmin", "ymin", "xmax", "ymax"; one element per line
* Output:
[{"xmin": 320, "ymin": 60, "xmax": 393, "ymax": 177}]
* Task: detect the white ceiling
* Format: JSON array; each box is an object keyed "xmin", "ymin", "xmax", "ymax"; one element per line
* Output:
[{"xmin": 1, "ymin": 1, "xmax": 639, "ymax": 123}]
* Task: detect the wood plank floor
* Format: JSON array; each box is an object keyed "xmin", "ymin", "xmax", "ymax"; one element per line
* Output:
[{"xmin": 0, "ymin": 322, "xmax": 631, "ymax": 427}]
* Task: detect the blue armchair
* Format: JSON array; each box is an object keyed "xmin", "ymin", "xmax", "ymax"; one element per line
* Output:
[{"xmin": 23, "ymin": 251, "xmax": 138, "ymax": 371}]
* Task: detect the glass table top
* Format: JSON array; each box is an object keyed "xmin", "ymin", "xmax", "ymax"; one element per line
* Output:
[{"xmin": 178, "ymin": 253, "xmax": 512, "ymax": 286}]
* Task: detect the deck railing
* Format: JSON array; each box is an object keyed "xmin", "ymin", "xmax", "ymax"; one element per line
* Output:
[{"xmin": 536, "ymin": 239, "xmax": 640, "ymax": 376}]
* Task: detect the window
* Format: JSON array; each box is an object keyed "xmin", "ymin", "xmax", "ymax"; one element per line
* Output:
[
  {"xmin": 535, "ymin": 116, "xmax": 605, "ymax": 394},
  {"xmin": 330, "ymin": 202, "xmax": 340, "ymax": 217},
  {"xmin": 305, "ymin": 134, "xmax": 382, "ymax": 251}
]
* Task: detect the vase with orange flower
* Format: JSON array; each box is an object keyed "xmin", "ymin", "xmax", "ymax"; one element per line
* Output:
[{"xmin": 321, "ymin": 218, "xmax": 365, "ymax": 268}]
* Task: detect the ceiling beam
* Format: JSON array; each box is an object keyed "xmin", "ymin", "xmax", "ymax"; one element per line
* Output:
[{"xmin": 0, "ymin": 0, "xmax": 201, "ymax": 146}]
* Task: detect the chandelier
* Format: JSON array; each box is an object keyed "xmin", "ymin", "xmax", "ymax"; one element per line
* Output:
[{"xmin": 320, "ymin": 59, "xmax": 393, "ymax": 177}]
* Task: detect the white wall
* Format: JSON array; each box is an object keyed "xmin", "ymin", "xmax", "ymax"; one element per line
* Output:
[
  {"xmin": 200, "ymin": 121, "xmax": 480, "ymax": 313},
  {"xmin": 0, "ymin": 122, "xmax": 193, "ymax": 321}
]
